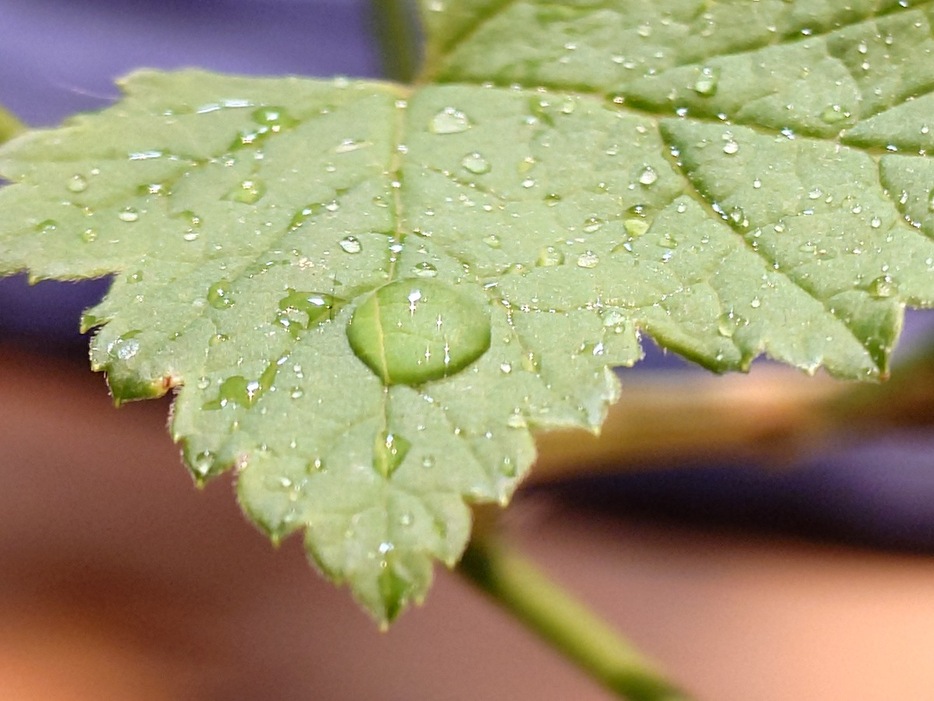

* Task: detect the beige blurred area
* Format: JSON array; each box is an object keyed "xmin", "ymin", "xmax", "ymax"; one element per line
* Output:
[{"xmin": 2, "ymin": 346, "xmax": 934, "ymax": 701}]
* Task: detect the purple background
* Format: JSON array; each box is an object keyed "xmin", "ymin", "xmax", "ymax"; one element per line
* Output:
[{"xmin": 1, "ymin": 0, "xmax": 933, "ymax": 549}]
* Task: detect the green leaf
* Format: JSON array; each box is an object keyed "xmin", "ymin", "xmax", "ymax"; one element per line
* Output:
[{"xmin": 1, "ymin": 1, "xmax": 933, "ymax": 623}]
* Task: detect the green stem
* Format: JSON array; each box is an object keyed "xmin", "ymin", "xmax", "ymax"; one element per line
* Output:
[
  {"xmin": 369, "ymin": 0, "xmax": 422, "ymax": 83},
  {"xmin": 458, "ymin": 528, "xmax": 693, "ymax": 701}
]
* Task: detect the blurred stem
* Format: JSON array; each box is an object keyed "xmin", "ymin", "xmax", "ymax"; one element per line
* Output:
[
  {"xmin": 0, "ymin": 105, "xmax": 26, "ymax": 144},
  {"xmin": 370, "ymin": 0, "xmax": 421, "ymax": 83},
  {"xmin": 531, "ymin": 339, "xmax": 934, "ymax": 483},
  {"xmin": 459, "ymin": 512, "xmax": 692, "ymax": 701}
]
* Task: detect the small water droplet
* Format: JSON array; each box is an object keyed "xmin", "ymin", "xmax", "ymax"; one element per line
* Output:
[
  {"xmin": 693, "ymin": 66, "xmax": 720, "ymax": 96},
  {"xmin": 536, "ymin": 245, "xmax": 565, "ymax": 267},
  {"xmin": 460, "ymin": 152, "xmax": 491, "ymax": 174},
  {"xmin": 118, "ymin": 207, "xmax": 139, "ymax": 223},
  {"xmin": 207, "ymin": 280, "xmax": 234, "ymax": 309},
  {"xmin": 374, "ymin": 430, "xmax": 412, "ymax": 477},
  {"xmin": 35, "ymin": 219, "xmax": 58, "ymax": 234},
  {"xmin": 429, "ymin": 107, "xmax": 471, "ymax": 134},
  {"xmin": 722, "ymin": 140, "xmax": 739, "ymax": 155},
  {"xmin": 483, "ymin": 234, "xmax": 502, "ymax": 249},
  {"xmin": 413, "ymin": 261, "xmax": 438, "ymax": 278},
  {"xmin": 750, "ymin": 297, "xmax": 761, "ymax": 309},
  {"xmin": 80, "ymin": 228, "xmax": 97, "ymax": 243},
  {"xmin": 577, "ymin": 251, "xmax": 600, "ymax": 268},
  {"xmin": 67, "ymin": 174, "xmax": 88, "ymax": 193},
  {"xmin": 582, "ymin": 216, "xmax": 604, "ymax": 234},
  {"xmin": 624, "ymin": 219, "xmax": 649, "ymax": 238},
  {"xmin": 717, "ymin": 312, "xmax": 736, "ymax": 338},
  {"xmin": 820, "ymin": 104, "xmax": 849, "ymax": 124},
  {"xmin": 867, "ymin": 275, "xmax": 898, "ymax": 299},
  {"xmin": 339, "ymin": 236, "xmax": 362, "ymax": 254},
  {"xmin": 870, "ymin": 216, "xmax": 882, "ymax": 229},
  {"xmin": 638, "ymin": 166, "xmax": 658, "ymax": 185},
  {"xmin": 226, "ymin": 178, "xmax": 266, "ymax": 204}
]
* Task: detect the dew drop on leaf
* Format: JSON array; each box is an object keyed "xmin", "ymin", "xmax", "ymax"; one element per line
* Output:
[
  {"xmin": 693, "ymin": 66, "xmax": 720, "ymax": 96},
  {"xmin": 460, "ymin": 152, "xmax": 491, "ymax": 174},
  {"xmin": 373, "ymin": 430, "xmax": 412, "ymax": 477},
  {"xmin": 207, "ymin": 280, "xmax": 234, "ymax": 309},
  {"xmin": 226, "ymin": 179, "xmax": 266, "ymax": 204},
  {"xmin": 339, "ymin": 236, "xmax": 362, "ymax": 254},
  {"xmin": 638, "ymin": 166, "xmax": 658, "ymax": 185},
  {"xmin": 429, "ymin": 107, "xmax": 471, "ymax": 134},
  {"xmin": 118, "ymin": 207, "xmax": 140, "ymax": 222},
  {"xmin": 413, "ymin": 261, "xmax": 438, "ymax": 278},
  {"xmin": 536, "ymin": 245, "xmax": 564, "ymax": 267},
  {"xmin": 867, "ymin": 275, "xmax": 898, "ymax": 299},
  {"xmin": 576, "ymin": 251, "xmax": 600, "ymax": 268},
  {"xmin": 67, "ymin": 174, "xmax": 89, "ymax": 193},
  {"xmin": 346, "ymin": 279, "xmax": 491, "ymax": 386}
]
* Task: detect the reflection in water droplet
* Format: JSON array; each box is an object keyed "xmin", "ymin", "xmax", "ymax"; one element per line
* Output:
[
  {"xmin": 461, "ymin": 152, "xmax": 491, "ymax": 174},
  {"xmin": 208, "ymin": 280, "xmax": 234, "ymax": 309},
  {"xmin": 68, "ymin": 174, "xmax": 88, "ymax": 193},
  {"xmin": 722, "ymin": 140, "xmax": 739, "ymax": 155},
  {"xmin": 429, "ymin": 107, "xmax": 471, "ymax": 134},
  {"xmin": 346, "ymin": 279, "xmax": 491, "ymax": 386},
  {"xmin": 536, "ymin": 245, "xmax": 565, "ymax": 267},
  {"xmin": 870, "ymin": 216, "xmax": 882, "ymax": 229},
  {"xmin": 119, "ymin": 207, "xmax": 140, "ymax": 223},
  {"xmin": 339, "ymin": 236, "xmax": 362, "ymax": 254}
]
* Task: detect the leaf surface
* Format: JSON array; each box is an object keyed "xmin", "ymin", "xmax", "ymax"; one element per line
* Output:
[{"xmin": 1, "ymin": 1, "xmax": 933, "ymax": 621}]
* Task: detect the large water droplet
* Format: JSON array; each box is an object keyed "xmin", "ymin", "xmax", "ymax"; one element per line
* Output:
[
  {"xmin": 373, "ymin": 430, "xmax": 411, "ymax": 477},
  {"xmin": 429, "ymin": 107, "xmax": 471, "ymax": 134},
  {"xmin": 346, "ymin": 279, "xmax": 491, "ymax": 386}
]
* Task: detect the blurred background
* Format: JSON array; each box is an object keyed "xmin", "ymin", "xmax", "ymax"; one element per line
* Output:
[{"xmin": 1, "ymin": 1, "xmax": 933, "ymax": 699}]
